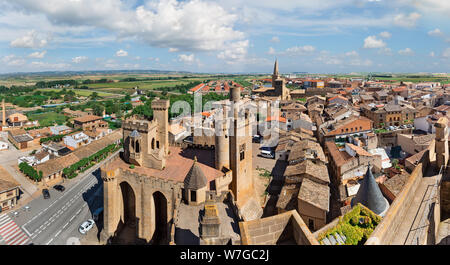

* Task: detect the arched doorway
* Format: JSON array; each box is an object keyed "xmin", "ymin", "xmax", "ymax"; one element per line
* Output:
[
  {"xmin": 151, "ymin": 191, "xmax": 168, "ymax": 244},
  {"xmin": 114, "ymin": 181, "xmax": 137, "ymax": 244}
]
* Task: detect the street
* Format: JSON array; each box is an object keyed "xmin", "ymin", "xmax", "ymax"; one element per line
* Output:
[{"xmin": 0, "ymin": 149, "xmax": 121, "ymax": 245}]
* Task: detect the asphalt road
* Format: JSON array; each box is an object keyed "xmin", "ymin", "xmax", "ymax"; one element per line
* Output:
[{"xmin": 2, "ymin": 150, "xmax": 120, "ymax": 245}]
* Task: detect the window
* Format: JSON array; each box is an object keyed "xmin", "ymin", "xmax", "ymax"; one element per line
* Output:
[
  {"xmin": 135, "ymin": 141, "xmax": 140, "ymax": 153},
  {"xmin": 308, "ymin": 219, "xmax": 315, "ymax": 231},
  {"xmin": 190, "ymin": 190, "xmax": 196, "ymax": 202},
  {"xmin": 240, "ymin": 144, "xmax": 245, "ymax": 161},
  {"xmin": 151, "ymin": 138, "xmax": 155, "ymax": 149},
  {"xmin": 156, "ymin": 141, "xmax": 160, "ymax": 149}
]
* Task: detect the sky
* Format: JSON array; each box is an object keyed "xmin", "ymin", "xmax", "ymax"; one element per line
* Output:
[{"xmin": 0, "ymin": 0, "xmax": 449, "ymax": 74}]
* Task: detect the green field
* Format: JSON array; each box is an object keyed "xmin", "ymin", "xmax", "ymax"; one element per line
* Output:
[
  {"xmin": 36, "ymin": 88, "xmax": 117, "ymax": 97},
  {"xmin": 27, "ymin": 111, "xmax": 67, "ymax": 127},
  {"xmin": 86, "ymin": 79, "xmax": 205, "ymax": 92}
]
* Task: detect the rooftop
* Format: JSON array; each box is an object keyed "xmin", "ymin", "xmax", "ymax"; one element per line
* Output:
[{"xmin": 298, "ymin": 177, "xmax": 330, "ymax": 211}]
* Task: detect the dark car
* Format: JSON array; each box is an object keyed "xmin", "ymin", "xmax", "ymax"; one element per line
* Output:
[
  {"xmin": 53, "ymin": 185, "xmax": 65, "ymax": 192},
  {"xmin": 42, "ymin": 189, "xmax": 50, "ymax": 199}
]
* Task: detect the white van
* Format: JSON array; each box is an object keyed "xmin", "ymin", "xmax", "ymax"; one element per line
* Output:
[{"xmin": 260, "ymin": 149, "xmax": 275, "ymax": 159}]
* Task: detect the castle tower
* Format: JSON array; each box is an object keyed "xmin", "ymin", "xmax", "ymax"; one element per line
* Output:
[
  {"xmin": 435, "ymin": 117, "xmax": 449, "ymax": 169},
  {"xmin": 2, "ymin": 99, "xmax": 5, "ymax": 127},
  {"xmin": 152, "ymin": 99, "xmax": 170, "ymax": 156},
  {"xmin": 271, "ymin": 59, "xmax": 290, "ymax": 100},
  {"xmin": 229, "ymin": 86, "xmax": 254, "ymax": 206},
  {"xmin": 215, "ymin": 105, "xmax": 230, "ymax": 171}
]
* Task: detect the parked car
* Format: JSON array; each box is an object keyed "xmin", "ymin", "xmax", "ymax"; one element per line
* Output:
[
  {"xmin": 79, "ymin": 219, "xmax": 95, "ymax": 234},
  {"xmin": 53, "ymin": 185, "xmax": 65, "ymax": 192},
  {"xmin": 260, "ymin": 149, "xmax": 275, "ymax": 159},
  {"xmin": 252, "ymin": 135, "xmax": 262, "ymax": 143},
  {"xmin": 42, "ymin": 189, "xmax": 50, "ymax": 199}
]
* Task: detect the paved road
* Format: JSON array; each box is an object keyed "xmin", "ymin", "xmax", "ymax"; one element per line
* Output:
[{"xmin": 1, "ymin": 151, "xmax": 119, "ymax": 245}]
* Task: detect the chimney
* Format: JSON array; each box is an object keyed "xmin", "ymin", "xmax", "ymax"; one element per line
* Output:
[{"xmin": 2, "ymin": 99, "xmax": 5, "ymax": 127}]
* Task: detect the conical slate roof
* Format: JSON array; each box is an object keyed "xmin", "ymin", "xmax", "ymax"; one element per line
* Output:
[
  {"xmin": 351, "ymin": 164, "xmax": 389, "ymax": 216},
  {"xmin": 130, "ymin": 130, "xmax": 140, "ymax": 138},
  {"xmin": 184, "ymin": 157, "xmax": 208, "ymax": 190}
]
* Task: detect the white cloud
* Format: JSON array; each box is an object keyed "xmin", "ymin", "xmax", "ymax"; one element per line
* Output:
[
  {"xmin": 443, "ymin": 48, "xmax": 450, "ymax": 58},
  {"xmin": 115, "ymin": 49, "xmax": 128, "ymax": 57},
  {"xmin": 270, "ymin": 36, "xmax": 280, "ymax": 43},
  {"xmin": 398, "ymin": 48, "xmax": 414, "ymax": 55},
  {"xmin": 363, "ymin": 35, "xmax": 386, "ymax": 48},
  {"xmin": 428, "ymin": 28, "xmax": 443, "ymax": 37},
  {"xmin": 178, "ymin": 54, "xmax": 195, "ymax": 64},
  {"xmin": 284, "ymin": 45, "xmax": 316, "ymax": 55},
  {"xmin": 28, "ymin": 50, "xmax": 46, "ymax": 59},
  {"xmin": 8, "ymin": 0, "xmax": 246, "ymax": 56},
  {"xmin": 72, "ymin": 56, "xmax": 88, "ymax": 63},
  {"xmin": 1, "ymin": 55, "xmax": 26, "ymax": 66},
  {"xmin": 168, "ymin": 48, "xmax": 179, "ymax": 52},
  {"xmin": 30, "ymin": 61, "xmax": 70, "ymax": 69},
  {"xmin": 217, "ymin": 40, "xmax": 249, "ymax": 62},
  {"xmin": 379, "ymin": 31, "xmax": 391, "ymax": 39},
  {"xmin": 393, "ymin": 12, "xmax": 421, "ymax": 28},
  {"xmin": 378, "ymin": 47, "xmax": 393, "ymax": 55},
  {"xmin": 10, "ymin": 30, "xmax": 48, "ymax": 48},
  {"xmin": 430, "ymin": 51, "xmax": 435, "ymax": 57},
  {"xmin": 268, "ymin": 47, "xmax": 275, "ymax": 55},
  {"xmin": 345, "ymin": 51, "xmax": 358, "ymax": 57},
  {"xmin": 349, "ymin": 59, "xmax": 373, "ymax": 66}
]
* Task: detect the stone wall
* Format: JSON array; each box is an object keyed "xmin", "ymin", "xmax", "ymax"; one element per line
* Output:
[
  {"xmin": 239, "ymin": 210, "xmax": 319, "ymax": 245},
  {"xmin": 366, "ymin": 148, "xmax": 430, "ymax": 244}
]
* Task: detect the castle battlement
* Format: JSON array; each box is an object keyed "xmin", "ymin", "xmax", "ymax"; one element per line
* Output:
[
  {"xmin": 122, "ymin": 119, "xmax": 157, "ymax": 132},
  {"xmin": 151, "ymin": 99, "xmax": 170, "ymax": 110}
]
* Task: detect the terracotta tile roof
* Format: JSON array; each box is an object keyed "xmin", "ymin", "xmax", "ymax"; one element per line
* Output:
[
  {"xmin": 284, "ymin": 160, "xmax": 330, "ymax": 185},
  {"xmin": 328, "ymin": 95, "xmax": 348, "ymax": 102},
  {"xmin": 345, "ymin": 143, "xmax": 372, "ymax": 157},
  {"xmin": 325, "ymin": 141, "xmax": 354, "ymax": 167},
  {"xmin": 266, "ymin": 116, "xmax": 286, "ymax": 123},
  {"xmin": 103, "ymin": 147, "xmax": 224, "ymax": 184},
  {"xmin": 0, "ymin": 166, "xmax": 20, "ymax": 192},
  {"xmin": 298, "ymin": 177, "xmax": 330, "ymax": 211},
  {"xmin": 190, "ymin": 83, "xmax": 204, "ymax": 92},
  {"xmin": 73, "ymin": 115, "xmax": 103, "ymax": 123}
]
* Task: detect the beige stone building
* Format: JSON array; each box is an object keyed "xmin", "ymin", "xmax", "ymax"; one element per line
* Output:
[
  {"xmin": 100, "ymin": 87, "xmax": 261, "ymax": 245},
  {"xmin": 0, "ymin": 166, "xmax": 20, "ymax": 212}
]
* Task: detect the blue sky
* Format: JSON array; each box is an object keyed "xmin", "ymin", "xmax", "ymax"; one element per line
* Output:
[{"xmin": 0, "ymin": 0, "xmax": 449, "ymax": 74}]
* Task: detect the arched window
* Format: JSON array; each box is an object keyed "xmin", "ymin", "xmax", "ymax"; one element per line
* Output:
[
  {"xmin": 131, "ymin": 139, "xmax": 135, "ymax": 151},
  {"xmin": 156, "ymin": 141, "xmax": 160, "ymax": 149},
  {"xmin": 136, "ymin": 141, "xmax": 140, "ymax": 153},
  {"xmin": 151, "ymin": 138, "xmax": 155, "ymax": 149}
]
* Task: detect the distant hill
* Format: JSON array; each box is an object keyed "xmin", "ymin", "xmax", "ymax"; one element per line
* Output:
[{"xmin": 0, "ymin": 69, "xmax": 193, "ymax": 78}]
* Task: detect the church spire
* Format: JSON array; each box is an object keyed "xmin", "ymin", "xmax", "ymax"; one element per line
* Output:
[{"xmin": 273, "ymin": 58, "xmax": 279, "ymax": 76}]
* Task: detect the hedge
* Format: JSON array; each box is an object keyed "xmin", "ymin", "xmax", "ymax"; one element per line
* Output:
[{"xmin": 62, "ymin": 142, "xmax": 122, "ymax": 179}]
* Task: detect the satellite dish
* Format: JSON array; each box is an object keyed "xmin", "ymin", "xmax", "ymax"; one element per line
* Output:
[{"xmin": 66, "ymin": 237, "xmax": 81, "ymax": 245}]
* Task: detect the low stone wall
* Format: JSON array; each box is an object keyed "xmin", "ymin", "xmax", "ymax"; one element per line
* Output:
[
  {"xmin": 239, "ymin": 210, "xmax": 318, "ymax": 245},
  {"xmin": 366, "ymin": 149, "xmax": 429, "ymax": 245}
]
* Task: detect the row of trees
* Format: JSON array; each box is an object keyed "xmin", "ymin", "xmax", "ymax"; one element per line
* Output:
[
  {"xmin": 19, "ymin": 162, "xmax": 43, "ymax": 182},
  {"xmin": 63, "ymin": 142, "xmax": 122, "ymax": 179}
]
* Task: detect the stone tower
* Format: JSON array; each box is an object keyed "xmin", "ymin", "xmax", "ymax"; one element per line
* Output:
[
  {"xmin": 435, "ymin": 117, "xmax": 449, "ymax": 169},
  {"xmin": 271, "ymin": 59, "xmax": 290, "ymax": 100},
  {"xmin": 214, "ymin": 104, "xmax": 230, "ymax": 171},
  {"xmin": 229, "ymin": 86, "xmax": 254, "ymax": 206},
  {"xmin": 122, "ymin": 99, "xmax": 169, "ymax": 170},
  {"xmin": 152, "ymin": 99, "xmax": 170, "ymax": 156},
  {"xmin": 2, "ymin": 99, "xmax": 5, "ymax": 127}
]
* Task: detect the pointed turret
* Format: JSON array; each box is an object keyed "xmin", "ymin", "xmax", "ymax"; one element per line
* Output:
[
  {"xmin": 184, "ymin": 156, "xmax": 208, "ymax": 190},
  {"xmin": 273, "ymin": 58, "xmax": 279, "ymax": 76},
  {"xmin": 351, "ymin": 163, "xmax": 389, "ymax": 217}
]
